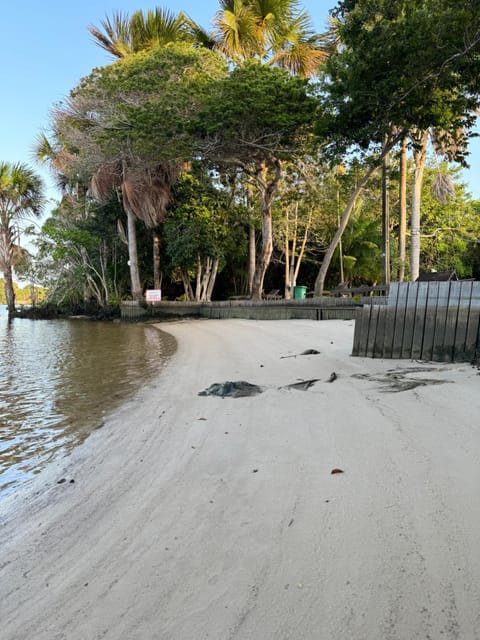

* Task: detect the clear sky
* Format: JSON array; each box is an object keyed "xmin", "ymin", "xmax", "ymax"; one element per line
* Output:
[{"xmin": 1, "ymin": 0, "xmax": 479, "ymax": 218}]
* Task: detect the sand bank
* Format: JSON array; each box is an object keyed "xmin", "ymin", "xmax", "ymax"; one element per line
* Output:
[{"xmin": 1, "ymin": 319, "xmax": 480, "ymax": 639}]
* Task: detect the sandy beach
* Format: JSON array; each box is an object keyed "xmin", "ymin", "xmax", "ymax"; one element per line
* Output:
[{"xmin": 1, "ymin": 318, "xmax": 480, "ymax": 640}]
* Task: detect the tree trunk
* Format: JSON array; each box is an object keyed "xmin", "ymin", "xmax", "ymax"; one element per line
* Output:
[
  {"xmin": 126, "ymin": 208, "xmax": 143, "ymax": 303},
  {"xmin": 84, "ymin": 272, "xmax": 103, "ymax": 306},
  {"xmin": 199, "ymin": 256, "xmax": 212, "ymax": 302},
  {"xmin": 284, "ymin": 212, "xmax": 291, "ymax": 299},
  {"xmin": 248, "ymin": 223, "xmax": 256, "ymax": 296},
  {"xmin": 30, "ymin": 284, "xmax": 37, "ymax": 307},
  {"xmin": 153, "ymin": 232, "xmax": 161, "ymax": 290},
  {"xmin": 251, "ymin": 195, "xmax": 273, "ymax": 299},
  {"xmin": 382, "ymin": 141, "xmax": 391, "ymax": 286},
  {"xmin": 288, "ymin": 202, "xmax": 299, "ymax": 298},
  {"xmin": 99, "ymin": 240, "xmax": 110, "ymax": 304},
  {"xmin": 4, "ymin": 263, "xmax": 15, "ymax": 315},
  {"xmin": 285, "ymin": 203, "xmax": 311, "ymax": 299},
  {"xmin": 314, "ymin": 163, "xmax": 380, "ymax": 296},
  {"xmin": 337, "ymin": 183, "xmax": 345, "ymax": 285},
  {"xmin": 181, "ymin": 269, "xmax": 194, "ymax": 300},
  {"xmin": 410, "ymin": 130, "xmax": 429, "ymax": 282},
  {"xmin": 1, "ymin": 228, "xmax": 15, "ymax": 314},
  {"xmin": 314, "ymin": 134, "xmax": 403, "ymax": 297},
  {"xmin": 293, "ymin": 211, "xmax": 311, "ymax": 285},
  {"xmin": 195, "ymin": 255, "xmax": 202, "ymax": 301},
  {"xmin": 206, "ymin": 258, "xmax": 219, "ymax": 302},
  {"xmin": 398, "ymin": 137, "xmax": 408, "ymax": 281},
  {"xmin": 80, "ymin": 246, "xmax": 93, "ymax": 303},
  {"xmin": 251, "ymin": 159, "xmax": 282, "ymax": 300},
  {"xmin": 112, "ymin": 243, "xmax": 120, "ymax": 299}
]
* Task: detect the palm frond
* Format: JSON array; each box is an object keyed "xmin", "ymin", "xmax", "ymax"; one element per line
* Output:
[
  {"xmin": 88, "ymin": 11, "xmax": 132, "ymax": 58},
  {"xmin": 431, "ymin": 172, "xmax": 456, "ymax": 205},
  {"xmin": 255, "ymin": 0, "xmax": 299, "ymax": 24},
  {"xmin": 32, "ymin": 132, "xmax": 55, "ymax": 165},
  {"xmin": 214, "ymin": 0, "xmax": 325, "ymax": 72},
  {"xmin": 269, "ymin": 7, "xmax": 309, "ymax": 43},
  {"xmin": 0, "ymin": 162, "xmax": 44, "ymax": 224},
  {"xmin": 431, "ymin": 127, "xmax": 467, "ymax": 163},
  {"xmin": 319, "ymin": 17, "xmax": 343, "ymax": 55},
  {"xmin": 90, "ymin": 162, "xmax": 123, "ymax": 202},
  {"xmin": 122, "ymin": 165, "xmax": 178, "ymax": 228},
  {"xmin": 182, "ymin": 14, "xmax": 216, "ymax": 49},
  {"xmin": 271, "ymin": 42, "xmax": 327, "ymax": 77},
  {"xmin": 213, "ymin": 4, "xmax": 259, "ymax": 61},
  {"xmin": 90, "ymin": 161, "xmax": 180, "ymax": 228},
  {"xmin": 130, "ymin": 7, "xmax": 190, "ymax": 52}
]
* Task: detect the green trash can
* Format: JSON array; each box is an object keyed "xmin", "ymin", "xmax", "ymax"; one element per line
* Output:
[{"xmin": 293, "ymin": 285, "xmax": 307, "ymax": 299}]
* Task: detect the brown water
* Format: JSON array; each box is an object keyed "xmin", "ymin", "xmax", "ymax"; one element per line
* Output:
[{"xmin": 0, "ymin": 309, "xmax": 176, "ymax": 496}]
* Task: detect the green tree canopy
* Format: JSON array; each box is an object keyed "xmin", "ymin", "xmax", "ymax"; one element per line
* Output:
[
  {"xmin": 324, "ymin": 0, "xmax": 480, "ymax": 151},
  {"xmin": 164, "ymin": 167, "xmax": 245, "ymax": 301},
  {"xmin": 196, "ymin": 62, "xmax": 317, "ymax": 297},
  {"xmin": 313, "ymin": 0, "xmax": 480, "ymax": 294},
  {"xmin": 198, "ymin": 62, "xmax": 317, "ymax": 162},
  {"xmin": 49, "ymin": 43, "xmax": 227, "ymax": 301},
  {"xmin": 56, "ymin": 43, "xmax": 227, "ymax": 174}
]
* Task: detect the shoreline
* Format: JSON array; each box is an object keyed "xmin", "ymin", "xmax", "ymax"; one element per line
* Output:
[
  {"xmin": 1, "ymin": 319, "xmax": 480, "ymax": 639},
  {"xmin": 0, "ymin": 320, "xmax": 177, "ymax": 498}
]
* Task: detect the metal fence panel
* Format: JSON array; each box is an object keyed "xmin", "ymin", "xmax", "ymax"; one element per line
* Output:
[{"xmin": 351, "ymin": 281, "xmax": 480, "ymax": 362}]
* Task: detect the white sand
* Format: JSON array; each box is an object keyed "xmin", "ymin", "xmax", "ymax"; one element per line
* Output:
[{"xmin": 1, "ymin": 319, "xmax": 480, "ymax": 640}]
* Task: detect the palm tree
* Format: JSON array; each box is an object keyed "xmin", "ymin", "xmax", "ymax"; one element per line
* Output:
[
  {"xmin": 88, "ymin": 8, "xmax": 193, "ymax": 58},
  {"xmin": 212, "ymin": 0, "xmax": 326, "ymax": 77},
  {"xmin": 0, "ymin": 162, "xmax": 44, "ymax": 314},
  {"xmin": 89, "ymin": 160, "xmax": 178, "ymax": 302}
]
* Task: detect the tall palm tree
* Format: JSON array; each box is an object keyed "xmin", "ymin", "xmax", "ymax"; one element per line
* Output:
[{"xmin": 0, "ymin": 162, "xmax": 44, "ymax": 314}]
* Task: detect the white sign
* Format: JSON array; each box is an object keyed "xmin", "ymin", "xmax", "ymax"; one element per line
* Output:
[{"xmin": 146, "ymin": 289, "xmax": 162, "ymax": 302}]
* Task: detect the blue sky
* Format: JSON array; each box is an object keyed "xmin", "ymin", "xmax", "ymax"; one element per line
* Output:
[{"xmin": 1, "ymin": 0, "xmax": 479, "ymax": 217}]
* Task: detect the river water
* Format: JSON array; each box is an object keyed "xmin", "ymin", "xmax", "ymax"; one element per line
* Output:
[{"xmin": 0, "ymin": 308, "xmax": 176, "ymax": 496}]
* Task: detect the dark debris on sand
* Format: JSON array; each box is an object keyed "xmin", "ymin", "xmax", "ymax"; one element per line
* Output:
[{"xmin": 198, "ymin": 381, "xmax": 263, "ymax": 398}]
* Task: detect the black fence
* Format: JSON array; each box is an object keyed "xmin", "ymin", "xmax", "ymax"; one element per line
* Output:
[
  {"xmin": 121, "ymin": 296, "xmax": 384, "ymax": 322},
  {"xmin": 352, "ymin": 281, "xmax": 480, "ymax": 362}
]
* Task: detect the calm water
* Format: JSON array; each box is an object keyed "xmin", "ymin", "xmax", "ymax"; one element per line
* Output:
[{"xmin": 0, "ymin": 308, "xmax": 176, "ymax": 496}]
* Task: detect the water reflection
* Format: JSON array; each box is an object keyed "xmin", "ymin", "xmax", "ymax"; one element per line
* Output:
[{"xmin": 0, "ymin": 308, "xmax": 175, "ymax": 495}]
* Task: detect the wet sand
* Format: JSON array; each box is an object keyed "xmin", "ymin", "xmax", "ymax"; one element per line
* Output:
[{"xmin": 1, "ymin": 319, "xmax": 480, "ymax": 639}]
